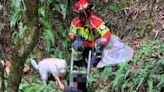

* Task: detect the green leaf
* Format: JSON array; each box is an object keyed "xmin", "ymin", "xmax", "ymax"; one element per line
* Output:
[
  {"xmin": 45, "ymin": 30, "xmax": 54, "ymax": 45},
  {"xmin": 157, "ymin": 59, "xmax": 164, "ymax": 66},
  {"xmin": 157, "ymin": 74, "xmax": 164, "ymax": 87},
  {"xmin": 55, "ymin": 4, "xmax": 67, "ymax": 19},
  {"xmin": 136, "ymin": 77, "xmax": 144, "ymax": 90},
  {"xmin": 148, "ymin": 79, "xmax": 153, "ymax": 92},
  {"xmin": 121, "ymin": 81, "xmax": 128, "ymax": 92},
  {"xmin": 50, "ymin": 54, "xmax": 56, "ymax": 58},
  {"xmin": 88, "ymin": 70, "xmax": 99, "ymax": 83},
  {"xmin": 38, "ymin": 7, "xmax": 45, "ymax": 17},
  {"xmin": 42, "ymin": 29, "xmax": 54, "ymax": 52},
  {"xmin": 124, "ymin": 69, "xmax": 131, "ymax": 79},
  {"xmin": 12, "ymin": 0, "xmax": 21, "ymax": 8},
  {"xmin": 39, "ymin": 0, "xmax": 44, "ymax": 3},
  {"xmin": 12, "ymin": 31, "xmax": 18, "ymax": 44},
  {"xmin": 58, "ymin": 52, "xmax": 63, "ymax": 58},
  {"xmin": 19, "ymin": 83, "xmax": 29, "ymax": 90},
  {"xmin": 128, "ymin": 85, "xmax": 134, "ymax": 92},
  {"xmin": 88, "ymin": 77, "xmax": 98, "ymax": 83},
  {"xmin": 108, "ymin": 3, "xmax": 119, "ymax": 13},
  {"xmin": 113, "ymin": 73, "xmax": 124, "ymax": 87},
  {"xmin": 39, "ymin": 18, "xmax": 51, "ymax": 30},
  {"xmin": 102, "ymin": 66, "xmax": 112, "ymax": 80},
  {"xmin": 18, "ymin": 22, "xmax": 27, "ymax": 38},
  {"xmin": 10, "ymin": 10, "xmax": 20, "ymax": 27}
]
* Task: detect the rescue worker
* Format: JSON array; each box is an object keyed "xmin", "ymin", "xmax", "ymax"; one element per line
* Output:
[{"xmin": 69, "ymin": 0, "xmax": 111, "ymax": 67}]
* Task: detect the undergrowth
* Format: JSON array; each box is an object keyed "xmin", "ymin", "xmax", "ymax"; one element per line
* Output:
[
  {"xmin": 88, "ymin": 40, "xmax": 164, "ymax": 92},
  {"xmin": 19, "ymin": 76, "xmax": 64, "ymax": 92},
  {"xmin": 38, "ymin": 0, "xmax": 70, "ymax": 59},
  {"xmin": 19, "ymin": 40, "xmax": 163, "ymax": 92}
]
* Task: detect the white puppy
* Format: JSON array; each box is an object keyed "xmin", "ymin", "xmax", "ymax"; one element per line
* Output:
[{"xmin": 30, "ymin": 58, "xmax": 67, "ymax": 85}]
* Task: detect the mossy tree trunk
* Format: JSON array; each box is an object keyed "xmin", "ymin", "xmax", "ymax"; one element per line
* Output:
[
  {"xmin": 0, "ymin": 0, "xmax": 8, "ymax": 91},
  {"xmin": 0, "ymin": 64, "xmax": 5, "ymax": 92},
  {"xmin": 7, "ymin": 0, "xmax": 40, "ymax": 92}
]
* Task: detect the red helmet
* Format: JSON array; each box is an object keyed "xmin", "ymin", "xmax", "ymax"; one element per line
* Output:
[{"xmin": 75, "ymin": 0, "xmax": 89, "ymax": 12}]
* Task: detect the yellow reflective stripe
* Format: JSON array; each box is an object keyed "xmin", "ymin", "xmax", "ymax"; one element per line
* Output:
[
  {"xmin": 70, "ymin": 26, "xmax": 77, "ymax": 34},
  {"xmin": 77, "ymin": 28, "xmax": 100, "ymax": 41},
  {"xmin": 71, "ymin": 25, "xmax": 108, "ymax": 41},
  {"xmin": 87, "ymin": 32, "xmax": 100, "ymax": 41},
  {"xmin": 70, "ymin": 22, "xmax": 84, "ymax": 34},
  {"xmin": 72, "ymin": 48, "xmax": 82, "ymax": 55},
  {"xmin": 72, "ymin": 48, "xmax": 83, "ymax": 61},
  {"xmin": 73, "ymin": 54, "xmax": 83, "ymax": 61},
  {"xmin": 97, "ymin": 23, "xmax": 110, "ymax": 36},
  {"xmin": 100, "ymin": 28, "xmax": 109, "ymax": 35},
  {"xmin": 78, "ymin": 28, "xmax": 90, "ymax": 39},
  {"xmin": 73, "ymin": 57, "xmax": 83, "ymax": 61}
]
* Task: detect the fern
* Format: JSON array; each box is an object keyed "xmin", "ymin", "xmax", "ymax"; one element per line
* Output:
[
  {"xmin": 10, "ymin": 0, "xmax": 21, "ymax": 27},
  {"xmin": 89, "ymin": 40, "xmax": 163, "ymax": 91},
  {"xmin": 102, "ymin": 66, "xmax": 112, "ymax": 80},
  {"xmin": 42, "ymin": 29, "xmax": 54, "ymax": 52}
]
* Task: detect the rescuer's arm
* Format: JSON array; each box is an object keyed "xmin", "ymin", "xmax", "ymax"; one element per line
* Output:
[
  {"xmin": 54, "ymin": 75, "xmax": 65, "ymax": 90},
  {"xmin": 97, "ymin": 23, "xmax": 111, "ymax": 45}
]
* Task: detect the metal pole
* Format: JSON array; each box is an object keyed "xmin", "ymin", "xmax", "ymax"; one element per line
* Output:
[
  {"xmin": 69, "ymin": 52, "xmax": 74, "ymax": 87},
  {"xmin": 87, "ymin": 50, "xmax": 92, "ymax": 79}
]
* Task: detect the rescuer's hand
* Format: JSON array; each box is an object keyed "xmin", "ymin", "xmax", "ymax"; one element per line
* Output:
[{"xmin": 100, "ymin": 38, "xmax": 108, "ymax": 45}]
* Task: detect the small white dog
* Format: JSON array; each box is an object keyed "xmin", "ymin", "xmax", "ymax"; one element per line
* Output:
[{"xmin": 30, "ymin": 58, "xmax": 67, "ymax": 85}]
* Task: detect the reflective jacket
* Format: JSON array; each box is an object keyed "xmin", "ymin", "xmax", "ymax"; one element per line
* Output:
[{"xmin": 69, "ymin": 13, "xmax": 111, "ymax": 48}]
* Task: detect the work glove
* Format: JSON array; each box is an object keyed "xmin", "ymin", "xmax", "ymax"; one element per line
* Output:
[
  {"xmin": 100, "ymin": 38, "xmax": 108, "ymax": 45},
  {"xmin": 95, "ymin": 46, "xmax": 103, "ymax": 58},
  {"xmin": 95, "ymin": 38, "xmax": 108, "ymax": 46},
  {"xmin": 69, "ymin": 34, "xmax": 75, "ymax": 41},
  {"xmin": 95, "ymin": 39, "xmax": 104, "ymax": 58}
]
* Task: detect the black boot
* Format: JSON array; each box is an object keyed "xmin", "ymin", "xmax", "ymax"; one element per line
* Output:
[
  {"xmin": 91, "ymin": 53, "xmax": 102, "ymax": 68},
  {"xmin": 92, "ymin": 45, "xmax": 104, "ymax": 67}
]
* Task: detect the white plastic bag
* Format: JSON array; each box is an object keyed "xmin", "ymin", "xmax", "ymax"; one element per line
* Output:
[{"xmin": 97, "ymin": 35, "xmax": 134, "ymax": 68}]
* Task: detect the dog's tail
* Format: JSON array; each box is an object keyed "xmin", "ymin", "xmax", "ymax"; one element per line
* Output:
[{"xmin": 30, "ymin": 59, "xmax": 39, "ymax": 70}]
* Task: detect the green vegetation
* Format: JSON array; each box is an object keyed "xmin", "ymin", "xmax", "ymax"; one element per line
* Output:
[
  {"xmin": 38, "ymin": 0, "xmax": 69, "ymax": 59},
  {"xmin": 1, "ymin": 0, "xmax": 163, "ymax": 92},
  {"xmin": 108, "ymin": 0, "xmax": 132, "ymax": 14},
  {"xmin": 10, "ymin": 0, "xmax": 70, "ymax": 59},
  {"xmin": 88, "ymin": 40, "xmax": 164, "ymax": 92},
  {"xmin": 18, "ymin": 40, "xmax": 163, "ymax": 92},
  {"xmin": 19, "ymin": 76, "xmax": 64, "ymax": 92}
]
